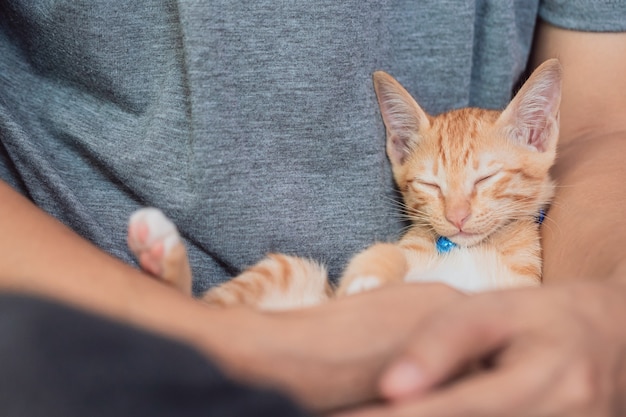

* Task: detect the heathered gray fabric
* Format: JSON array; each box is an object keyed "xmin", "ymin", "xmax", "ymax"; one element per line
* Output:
[{"xmin": 0, "ymin": 1, "xmax": 624, "ymax": 293}]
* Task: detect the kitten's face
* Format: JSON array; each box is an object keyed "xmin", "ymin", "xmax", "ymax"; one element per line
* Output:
[
  {"xmin": 399, "ymin": 108, "xmax": 555, "ymax": 246},
  {"xmin": 374, "ymin": 59, "xmax": 561, "ymax": 246}
]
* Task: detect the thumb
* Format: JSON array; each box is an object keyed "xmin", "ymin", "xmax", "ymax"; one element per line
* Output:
[{"xmin": 380, "ymin": 297, "xmax": 514, "ymax": 401}]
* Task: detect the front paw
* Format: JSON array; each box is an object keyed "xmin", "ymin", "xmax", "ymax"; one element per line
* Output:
[
  {"xmin": 339, "ymin": 275, "xmax": 383, "ymax": 296},
  {"xmin": 335, "ymin": 243, "xmax": 408, "ymax": 297}
]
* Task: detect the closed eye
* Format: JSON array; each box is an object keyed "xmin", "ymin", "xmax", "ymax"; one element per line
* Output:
[
  {"xmin": 475, "ymin": 170, "xmax": 501, "ymax": 186},
  {"xmin": 414, "ymin": 180, "xmax": 441, "ymax": 191}
]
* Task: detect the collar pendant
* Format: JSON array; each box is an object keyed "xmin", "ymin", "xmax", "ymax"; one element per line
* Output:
[{"xmin": 436, "ymin": 236, "xmax": 457, "ymax": 254}]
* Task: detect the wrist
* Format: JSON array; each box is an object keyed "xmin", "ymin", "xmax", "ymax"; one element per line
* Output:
[{"xmin": 193, "ymin": 307, "xmax": 300, "ymax": 397}]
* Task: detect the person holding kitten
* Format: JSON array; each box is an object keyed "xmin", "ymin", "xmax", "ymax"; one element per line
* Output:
[{"xmin": 1, "ymin": 1, "xmax": 626, "ymax": 416}]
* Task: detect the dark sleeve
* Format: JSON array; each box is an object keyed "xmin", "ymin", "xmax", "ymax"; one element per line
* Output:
[
  {"xmin": 0, "ymin": 293, "xmax": 310, "ymax": 417},
  {"xmin": 539, "ymin": 0, "xmax": 626, "ymax": 32}
]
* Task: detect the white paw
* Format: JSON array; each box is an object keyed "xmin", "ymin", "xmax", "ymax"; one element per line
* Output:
[
  {"xmin": 344, "ymin": 276, "xmax": 381, "ymax": 295},
  {"xmin": 127, "ymin": 208, "xmax": 180, "ymax": 258}
]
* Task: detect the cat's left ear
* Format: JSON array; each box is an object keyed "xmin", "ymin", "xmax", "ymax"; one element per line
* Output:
[{"xmin": 497, "ymin": 59, "xmax": 562, "ymax": 152}]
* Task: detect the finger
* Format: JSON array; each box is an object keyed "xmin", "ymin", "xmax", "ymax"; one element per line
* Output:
[
  {"xmin": 380, "ymin": 294, "xmax": 516, "ymax": 400},
  {"xmin": 391, "ymin": 339, "xmax": 563, "ymax": 417},
  {"xmin": 339, "ymin": 355, "xmax": 546, "ymax": 417}
]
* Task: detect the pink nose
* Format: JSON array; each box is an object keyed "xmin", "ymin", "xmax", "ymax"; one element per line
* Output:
[{"xmin": 445, "ymin": 206, "xmax": 471, "ymax": 229}]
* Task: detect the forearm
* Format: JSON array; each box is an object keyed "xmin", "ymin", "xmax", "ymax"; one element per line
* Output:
[
  {"xmin": 542, "ymin": 132, "xmax": 626, "ymax": 283},
  {"xmin": 0, "ymin": 180, "xmax": 256, "ymax": 357}
]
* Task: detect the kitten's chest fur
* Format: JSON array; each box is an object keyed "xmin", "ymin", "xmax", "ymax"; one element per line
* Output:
[{"xmin": 400, "ymin": 219, "xmax": 541, "ymax": 292}]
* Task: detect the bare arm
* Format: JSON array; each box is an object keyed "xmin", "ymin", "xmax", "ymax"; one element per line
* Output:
[{"xmin": 532, "ymin": 23, "xmax": 626, "ymax": 282}]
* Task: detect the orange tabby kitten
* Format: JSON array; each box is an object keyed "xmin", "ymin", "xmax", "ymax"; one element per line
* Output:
[{"xmin": 127, "ymin": 59, "xmax": 561, "ymax": 309}]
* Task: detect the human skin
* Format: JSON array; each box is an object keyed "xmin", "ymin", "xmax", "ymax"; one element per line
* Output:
[
  {"xmin": 333, "ymin": 21, "xmax": 626, "ymax": 417},
  {"xmin": 0, "ymin": 179, "xmax": 464, "ymax": 411}
]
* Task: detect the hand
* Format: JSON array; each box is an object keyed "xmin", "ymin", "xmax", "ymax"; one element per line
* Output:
[
  {"xmin": 334, "ymin": 281, "xmax": 626, "ymax": 417},
  {"xmin": 207, "ymin": 283, "xmax": 463, "ymax": 412}
]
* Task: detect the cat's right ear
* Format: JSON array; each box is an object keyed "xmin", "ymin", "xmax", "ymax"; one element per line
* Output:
[{"xmin": 373, "ymin": 71, "xmax": 431, "ymax": 166}]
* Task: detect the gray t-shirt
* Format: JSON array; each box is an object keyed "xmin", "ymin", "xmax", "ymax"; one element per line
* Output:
[{"xmin": 1, "ymin": 1, "xmax": 625, "ymax": 293}]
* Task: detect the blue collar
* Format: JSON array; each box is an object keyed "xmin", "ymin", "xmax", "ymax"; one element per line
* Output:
[{"xmin": 436, "ymin": 208, "xmax": 546, "ymax": 254}]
